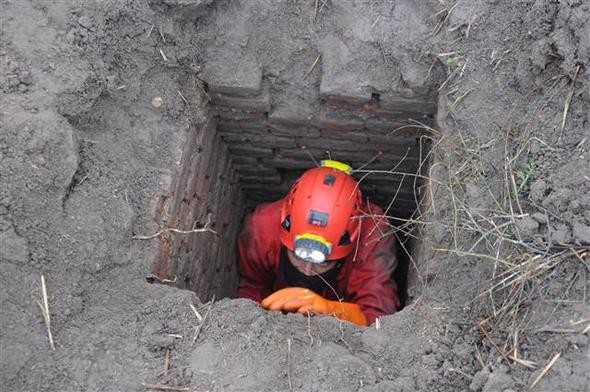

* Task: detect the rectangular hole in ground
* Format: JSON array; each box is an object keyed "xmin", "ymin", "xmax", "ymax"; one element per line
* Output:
[{"xmin": 150, "ymin": 105, "xmax": 436, "ymax": 310}]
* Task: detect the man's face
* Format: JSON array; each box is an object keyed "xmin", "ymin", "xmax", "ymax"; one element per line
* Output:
[{"xmin": 286, "ymin": 249, "xmax": 338, "ymax": 276}]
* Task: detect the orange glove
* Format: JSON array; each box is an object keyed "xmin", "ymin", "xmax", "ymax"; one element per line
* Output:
[{"xmin": 261, "ymin": 287, "xmax": 367, "ymax": 326}]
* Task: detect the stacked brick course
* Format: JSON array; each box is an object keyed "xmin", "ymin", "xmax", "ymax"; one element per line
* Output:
[
  {"xmin": 152, "ymin": 116, "xmax": 243, "ymax": 300},
  {"xmin": 204, "ymin": 56, "xmax": 437, "ymax": 218}
]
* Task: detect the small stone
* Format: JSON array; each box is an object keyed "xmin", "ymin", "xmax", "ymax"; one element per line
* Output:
[
  {"xmin": 19, "ymin": 71, "xmax": 33, "ymax": 85},
  {"xmin": 529, "ymin": 180, "xmax": 547, "ymax": 202},
  {"xmin": 516, "ymin": 216, "xmax": 539, "ymax": 236},
  {"xmin": 77, "ymin": 15, "xmax": 93, "ymax": 30},
  {"xmin": 529, "ymin": 139, "xmax": 540, "ymax": 154},
  {"xmin": 572, "ymin": 221, "xmax": 590, "ymax": 245},
  {"xmin": 549, "ymin": 224, "xmax": 572, "ymax": 244},
  {"xmin": 421, "ymin": 353, "xmax": 442, "ymax": 368},
  {"xmin": 151, "ymin": 96, "xmax": 164, "ymax": 108},
  {"xmin": 470, "ymin": 369, "xmax": 490, "ymax": 391},
  {"xmin": 568, "ymin": 199, "xmax": 582, "ymax": 213},
  {"xmin": 531, "ymin": 212, "xmax": 548, "ymax": 224},
  {"xmin": 149, "ymin": 334, "xmax": 174, "ymax": 349}
]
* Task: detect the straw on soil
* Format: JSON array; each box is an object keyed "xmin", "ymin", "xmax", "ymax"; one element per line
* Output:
[{"xmin": 36, "ymin": 274, "xmax": 55, "ymax": 350}]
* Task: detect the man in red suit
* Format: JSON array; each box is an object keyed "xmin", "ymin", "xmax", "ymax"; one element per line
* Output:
[{"xmin": 237, "ymin": 160, "xmax": 400, "ymax": 326}]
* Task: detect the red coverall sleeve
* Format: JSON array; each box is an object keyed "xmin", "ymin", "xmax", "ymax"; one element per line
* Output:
[
  {"xmin": 346, "ymin": 212, "xmax": 400, "ymax": 325},
  {"xmin": 237, "ymin": 212, "xmax": 275, "ymax": 302}
]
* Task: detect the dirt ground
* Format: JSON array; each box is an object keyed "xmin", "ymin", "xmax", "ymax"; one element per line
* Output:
[{"xmin": 1, "ymin": 1, "xmax": 589, "ymax": 391}]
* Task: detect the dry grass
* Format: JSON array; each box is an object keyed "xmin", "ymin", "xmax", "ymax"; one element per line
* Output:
[
  {"xmin": 35, "ymin": 274, "xmax": 55, "ymax": 350},
  {"xmin": 191, "ymin": 295, "xmax": 215, "ymax": 344},
  {"xmin": 142, "ymin": 383, "xmax": 190, "ymax": 392},
  {"xmin": 303, "ymin": 54, "xmax": 321, "ymax": 79},
  {"xmin": 352, "ymin": 101, "xmax": 588, "ymax": 376}
]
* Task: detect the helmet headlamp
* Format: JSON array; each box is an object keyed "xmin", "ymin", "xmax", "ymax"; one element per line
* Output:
[{"xmin": 293, "ymin": 234, "xmax": 332, "ymax": 264}]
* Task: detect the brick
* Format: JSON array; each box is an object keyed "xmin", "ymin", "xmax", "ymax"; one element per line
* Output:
[
  {"xmin": 261, "ymin": 157, "xmax": 316, "ymax": 170},
  {"xmin": 278, "ymin": 147, "xmax": 332, "ymax": 162},
  {"xmin": 214, "ymin": 107, "xmax": 267, "ymax": 121},
  {"xmin": 317, "ymin": 108, "xmax": 365, "ymax": 131},
  {"xmin": 296, "ymin": 136, "xmax": 380, "ymax": 152},
  {"xmin": 210, "ymin": 88, "xmax": 271, "ymax": 112},
  {"xmin": 228, "ymin": 144, "xmax": 275, "ymax": 158},
  {"xmin": 193, "ymin": 134, "xmax": 222, "ymax": 213},
  {"xmin": 375, "ymin": 94, "xmax": 437, "ymax": 116},
  {"xmin": 318, "ymin": 34, "xmax": 438, "ymax": 116},
  {"xmin": 319, "ymin": 35, "xmax": 392, "ymax": 106},
  {"xmin": 202, "ymin": 54, "xmax": 262, "ymax": 97},
  {"xmin": 218, "ymin": 119, "xmax": 268, "ymax": 133},
  {"xmin": 208, "ymin": 145, "xmax": 231, "ymax": 211},
  {"xmin": 184, "ymin": 120, "xmax": 218, "ymax": 205},
  {"xmin": 268, "ymin": 101, "xmax": 317, "ymax": 128},
  {"xmin": 231, "ymin": 155, "xmax": 259, "ymax": 166},
  {"xmin": 218, "ymin": 128, "xmax": 271, "ymax": 139},
  {"xmin": 167, "ymin": 122, "xmax": 202, "ymax": 224},
  {"xmin": 398, "ymin": 54, "xmax": 436, "ymax": 93},
  {"xmin": 221, "ymin": 132, "xmax": 296, "ymax": 149},
  {"xmin": 320, "ymin": 129, "xmax": 368, "ymax": 143},
  {"xmin": 240, "ymin": 173, "xmax": 283, "ymax": 185},
  {"xmin": 269, "ymin": 123, "xmax": 321, "ymax": 138},
  {"xmin": 234, "ymin": 165, "xmax": 278, "ymax": 176},
  {"xmin": 221, "ymin": 184, "xmax": 242, "ymax": 226}
]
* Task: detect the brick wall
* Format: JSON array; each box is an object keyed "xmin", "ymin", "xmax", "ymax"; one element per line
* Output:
[
  {"xmin": 151, "ymin": 115, "xmax": 243, "ymax": 300},
  {"xmin": 151, "ymin": 41, "xmax": 440, "ymax": 301},
  {"xmin": 204, "ymin": 65, "xmax": 436, "ymax": 219}
]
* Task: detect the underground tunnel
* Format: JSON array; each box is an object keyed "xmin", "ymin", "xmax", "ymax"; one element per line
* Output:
[{"xmin": 147, "ymin": 66, "xmax": 439, "ymax": 309}]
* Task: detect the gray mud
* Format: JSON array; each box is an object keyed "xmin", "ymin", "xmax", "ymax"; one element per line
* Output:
[{"xmin": 1, "ymin": 1, "xmax": 589, "ymax": 391}]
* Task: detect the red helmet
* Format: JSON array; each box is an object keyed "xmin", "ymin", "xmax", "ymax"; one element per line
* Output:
[{"xmin": 280, "ymin": 160, "xmax": 362, "ymax": 262}]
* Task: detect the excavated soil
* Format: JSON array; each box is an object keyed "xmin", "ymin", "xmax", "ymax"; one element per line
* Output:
[{"xmin": 1, "ymin": 1, "xmax": 589, "ymax": 391}]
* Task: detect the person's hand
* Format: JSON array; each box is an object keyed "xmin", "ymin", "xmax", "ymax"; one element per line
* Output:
[
  {"xmin": 261, "ymin": 287, "xmax": 367, "ymax": 326},
  {"xmin": 261, "ymin": 287, "xmax": 329, "ymax": 313}
]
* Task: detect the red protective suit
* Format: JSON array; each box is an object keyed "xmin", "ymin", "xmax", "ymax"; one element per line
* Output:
[{"xmin": 237, "ymin": 198, "xmax": 400, "ymax": 325}]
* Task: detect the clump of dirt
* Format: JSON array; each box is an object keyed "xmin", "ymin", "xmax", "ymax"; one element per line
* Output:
[{"xmin": 1, "ymin": 1, "xmax": 588, "ymax": 392}]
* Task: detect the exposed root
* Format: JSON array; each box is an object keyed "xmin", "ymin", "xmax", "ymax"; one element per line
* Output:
[{"xmin": 133, "ymin": 219, "xmax": 216, "ymax": 240}]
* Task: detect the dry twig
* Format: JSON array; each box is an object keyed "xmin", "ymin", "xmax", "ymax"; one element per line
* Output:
[
  {"xmin": 177, "ymin": 89, "xmax": 189, "ymax": 105},
  {"xmin": 286, "ymin": 338, "xmax": 293, "ymax": 391},
  {"xmin": 313, "ymin": 0, "xmax": 319, "ymax": 21},
  {"xmin": 163, "ymin": 347, "xmax": 171, "ymax": 377},
  {"xmin": 189, "ymin": 303, "xmax": 203, "ymax": 322},
  {"xmin": 560, "ymin": 65, "xmax": 581, "ymax": 138},
  {"xmin": 528, "ymin": 352, "xmax": 560, "ymax": 390},
  {"xmin": 192, "ymin": 295, "xmax": 215, "ymax": 344},
  {"xmin": 142, "ymin": 383, "xmax": 190, "ymax": 392},
  {"xmin": 36, "ymin": 274, "xmax": 55, "ymax": 350},
  {"xmin": 159, "ymin": 48, "xmax": 168, "ymax": 62},
  {"xmin": 477, "ymin": 321, "xmax": 509, "ymax": 363},
  {"xmin": 303, "ymin": 55, "xmax": 321, "ymax": 79}
]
